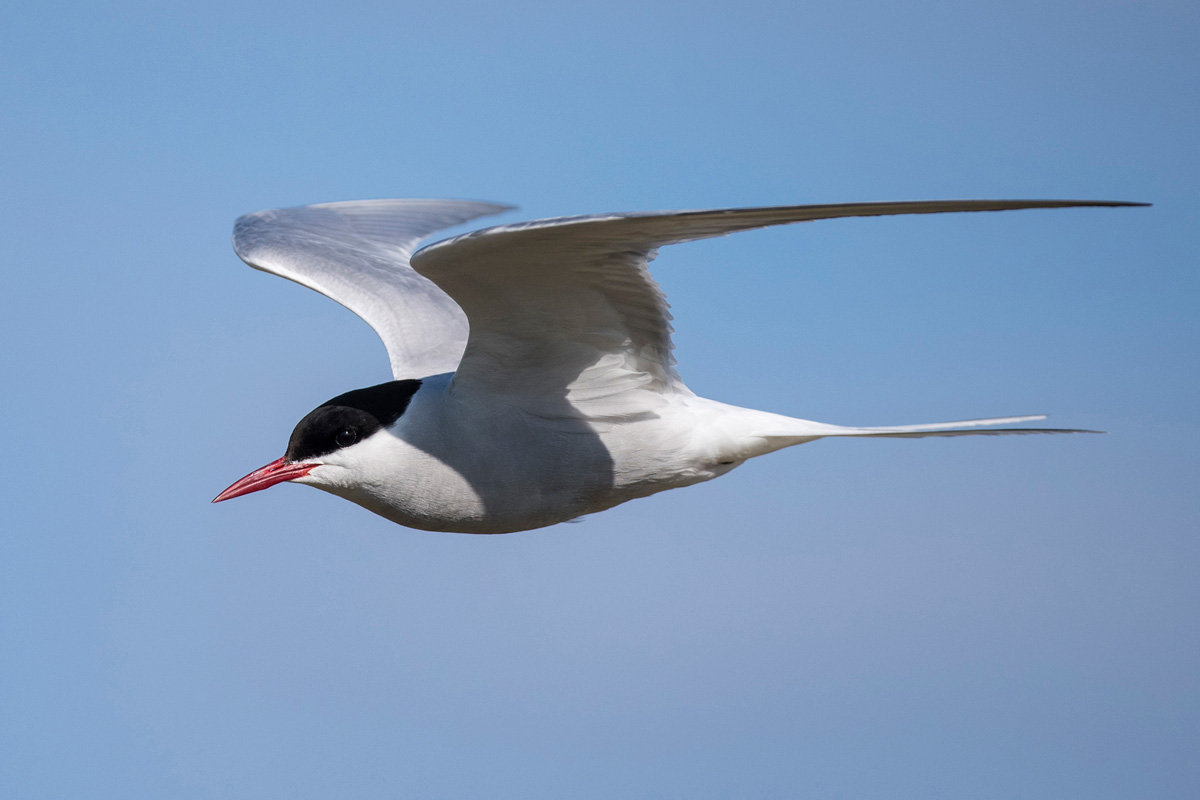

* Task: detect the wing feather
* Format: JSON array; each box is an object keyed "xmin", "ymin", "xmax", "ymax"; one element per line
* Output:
[
  {"xmin": 411, "ymin": 199, "xmax": 1142, "ymax": 417},
  {"xmin": 233, "ymin": 199, "xmax": 513, "ymax": 379}
]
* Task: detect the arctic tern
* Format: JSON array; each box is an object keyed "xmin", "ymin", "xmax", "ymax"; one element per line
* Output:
[{"xmin": 213, "ymin": 198, "xmax": 1140, "ymax": 533}]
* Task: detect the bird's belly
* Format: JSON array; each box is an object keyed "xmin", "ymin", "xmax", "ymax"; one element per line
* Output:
[
  {"xmin": 337, "ymin": 420, "xmax": 724, "ymax": 534},
  {"xmin": 331, "ymin": 432, "xmax": 608, "ymax": 534}
]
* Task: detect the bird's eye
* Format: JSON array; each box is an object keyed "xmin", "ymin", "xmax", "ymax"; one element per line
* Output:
[{"xmin": 335, "ymin": 428, "xmax": 358, "ymax": 447}]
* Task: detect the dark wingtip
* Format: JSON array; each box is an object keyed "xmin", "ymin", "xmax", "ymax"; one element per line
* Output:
[
  {"xmin": 1019, "ymin": 200, "xmax": 1149, "ymax": 209},
  {"xmin": 1042, "ymin": 200, "xmax": 1149, "ymax": 208}
]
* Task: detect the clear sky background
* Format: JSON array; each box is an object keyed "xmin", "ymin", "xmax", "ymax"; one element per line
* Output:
[{"xmin": 2, "ymin": 1, "xmax": 1196, "ymax": 798}]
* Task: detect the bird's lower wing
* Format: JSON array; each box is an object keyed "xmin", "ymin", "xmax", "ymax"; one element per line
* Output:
[{"xmin": 410, "ymin": 199, "xmax": 1142, "ymax": 419}]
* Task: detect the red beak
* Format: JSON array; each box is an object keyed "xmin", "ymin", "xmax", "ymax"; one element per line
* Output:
[{"xmin": 212, "ymin": 457, "xmax": 317, "ymax": 503}]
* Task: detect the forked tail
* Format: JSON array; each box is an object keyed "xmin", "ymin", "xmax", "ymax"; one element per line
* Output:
[
  {"xmin": 814, "ymin": 414, "xmax": 1102, "ymax": 438},
  {"xmin": 749, "ymin": 414, "xmax": 1102, "ymax": 453}
]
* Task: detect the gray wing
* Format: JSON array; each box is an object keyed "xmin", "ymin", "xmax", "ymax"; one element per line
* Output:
[
  {"xmin": 410, "ymin": 199, "xmax": 1142, "ymax": 418},
  {"xmin": 233, "ymin": 199, "xmax": 514, "ymax": 379}
]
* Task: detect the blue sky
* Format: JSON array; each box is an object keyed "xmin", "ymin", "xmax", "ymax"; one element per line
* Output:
[{"xmin": 2, "ymin": 1, "xmax": 1196, "ymax": 797}]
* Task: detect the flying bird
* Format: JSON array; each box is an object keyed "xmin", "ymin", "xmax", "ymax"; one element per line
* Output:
[{"xmin": 214, "ymin": 198, "xmax": 1140, "ymax": 533}]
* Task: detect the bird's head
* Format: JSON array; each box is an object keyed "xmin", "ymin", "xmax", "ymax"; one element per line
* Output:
[{"xmin": 213, "ymin": 379, "xmax": 423, "ymax": 503}]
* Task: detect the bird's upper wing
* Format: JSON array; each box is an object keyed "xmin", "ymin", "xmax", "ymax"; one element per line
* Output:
[
  {"xmin": 410, "ymin": 200, "xmax": 1140, "ymax": 420},
  {"xmin": 233, "ymin": 199, "xmax": 514, "ymax": 379}
]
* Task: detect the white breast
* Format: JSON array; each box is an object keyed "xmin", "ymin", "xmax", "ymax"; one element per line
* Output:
[{"xmin": 309, "ymin": 376, "xmax": 737, "ymax": 533}]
